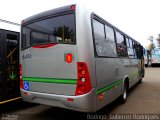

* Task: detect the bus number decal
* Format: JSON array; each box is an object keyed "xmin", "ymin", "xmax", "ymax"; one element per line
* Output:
[{"xmin": 22, "ymin": 53, "xmax": 31, "ymax": 60}]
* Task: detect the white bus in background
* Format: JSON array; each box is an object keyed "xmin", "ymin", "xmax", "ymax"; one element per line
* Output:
[
  {"xmin": 151, "ymin": 48, "xmax": 160, "ymax": 66},
  {"xmin": 20, "ymin": 4, "xmax": 145, "ymax": 112},
  {"xmin": 143, "ymin": 47, "xmax": 160, "ymax": 67},
  {"xmin": 0, "ymin": 19, "xmax": 20, "ymax": 104}
]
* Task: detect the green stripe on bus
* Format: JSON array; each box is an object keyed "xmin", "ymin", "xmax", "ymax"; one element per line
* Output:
[
  {"xmin": 22, "ymin": 77, "xmax": 77, "ymax": 84},
  {"xmin": 96, "ymin": 80, "xmax": 123, "ymax": 95}
]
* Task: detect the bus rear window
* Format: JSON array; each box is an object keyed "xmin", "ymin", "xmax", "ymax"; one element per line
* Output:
[
  {"xmin": 22, "ymin": 14, "xmax": 76, "ymax": 49},
  {"xmin": 31, "ymin": 32, "xmax": 49, "ymax": 45}
]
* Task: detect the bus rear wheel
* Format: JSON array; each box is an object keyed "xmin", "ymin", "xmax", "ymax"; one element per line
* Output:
[
  {"xmin": 119, "ymin": 83, "xmax": 128, "ymax": 104},
  {"xmin": 145, "ymin": 64, "xmax": 148, "ymax": 67},
  {"xmin": 138, "ymin": 79, "xmax": 142, "ymax": 84}
]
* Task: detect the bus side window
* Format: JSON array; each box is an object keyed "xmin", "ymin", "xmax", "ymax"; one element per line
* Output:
[
  {"xmin": 126, "ymin": 37, "xmax": 130, "ymax": 48},
  {"xmin": 93, "ymin": 19, "xmax": 106, "ymax": 57},
  {"xmin": 133, "ymin": 42, "xmax": 137, "ymax": 58},
  {"xmin": 133, "ymin": 42, "xmax": 140, "ymax": 59},
  {"xmin": 115, "ymin": 31, "xmax": 127, "ymax": 57},
  {"xmin": 104, "ymin": 25, "xmax": 117, "ymax": 57},
  {"xmin": 126, "ymin": 37, "xmax": 130, "ymax": 57},
  {"xmin": 93, "ymin": 19, "xmax": 105, "ymax": 38},
  {"xmin": 93, "ymin": 19, "xmax": 117, "ymax": 57},
  {"xmin": 127, "ymin": 39, "xmax": 134, "ymax": 58}
]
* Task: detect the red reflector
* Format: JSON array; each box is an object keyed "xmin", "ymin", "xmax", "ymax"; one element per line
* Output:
[
  {"xmin": 98, "ymin": 93, "xmax": 104, "ymax": 100},
  {"xmin": 67, "ymin": 98, "xmax": 74, "ymax": 102},
  {"xmin": 71, "ymin": 5, "xmax": 75, "ymax": 11},
  {"xmin": 66, "ymin": 53, "xmax": 73, "ymax": 63},
  {"xmin": 23, "ymin": 92, "xmax": 28, "ymax": 95}
]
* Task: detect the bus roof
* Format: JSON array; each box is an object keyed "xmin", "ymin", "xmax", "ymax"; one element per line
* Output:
[{"xmin": 22, "ymin": 4, "xmax": 75, "ymax": 26}]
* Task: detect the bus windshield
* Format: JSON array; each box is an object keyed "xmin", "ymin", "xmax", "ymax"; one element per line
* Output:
[{"xmin": 22, "ymin": 13, "xmax": 76, "ymax": 49}]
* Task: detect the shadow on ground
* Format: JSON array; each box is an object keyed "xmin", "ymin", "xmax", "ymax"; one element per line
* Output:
[{"xmin": 0, "ymin": 99, "xmax": 38, "ymax": 114}]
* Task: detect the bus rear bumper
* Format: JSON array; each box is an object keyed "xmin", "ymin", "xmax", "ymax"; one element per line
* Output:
[{"xmin": 20, "ymin": 88, "xmax": 96, "ymax": 112}]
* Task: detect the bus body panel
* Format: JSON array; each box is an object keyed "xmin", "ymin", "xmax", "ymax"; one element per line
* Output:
[
  {"xmin": 75, "ymin": 5, "xmax": 97, "ymax": 88},
  {"xmin": 95, "ymin": 58, "xmax": 121, "ymax": 109},
  {"xmin": 95, "ymin": 57, "xmax": 140, "ymax": 110},
  {"xmin": 21, "ymin": 88, "xmax": 97, "ymax": 112},
  {"xmin": 21, "ymin": 45, "xmax": 77, "ymax": 95},
  {"xmin": 22, "ymin": 45, "xmax": 77, "ymax": 78},
  {"xmin": 128, "ymin": 59, "xmax": 140, "ymax": 87},
  {"xmin": 29, "ymin": 82, "xmax": 76, "ymax": 95}
]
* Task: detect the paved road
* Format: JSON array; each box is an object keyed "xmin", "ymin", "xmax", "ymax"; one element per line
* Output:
[{"xmin": 0, "ymin": 67, "xmax": 160, "ymax": 120}]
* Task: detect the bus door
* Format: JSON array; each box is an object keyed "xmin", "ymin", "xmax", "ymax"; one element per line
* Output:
[
  {"xmin": 3, "ymin": 31, "xmax": 20, "ymax": 101},
  {"xmin": 139, "ymin": 46, "xmax": 145, "ymax": 78},
  {"xmin": 0, "ymin": 30, "xmax": 4, "ymax": 101}
]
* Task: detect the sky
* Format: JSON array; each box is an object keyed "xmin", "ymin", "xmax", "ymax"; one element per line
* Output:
[{"xmin": 0, "ymin": 0, "xmax": 160, "ymax": 47}]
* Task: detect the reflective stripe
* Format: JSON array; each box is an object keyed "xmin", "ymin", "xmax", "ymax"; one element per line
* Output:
[
  {"xmin": 96, "ymin": 80, "xmax": 123, "ymax": 95},
  {"xmin": 0, "ymin": 97, "xmax": 21, "ymax": 104},
  {"xmin": 22, "ymin": 77, "xmax": 77, "ymax": 84}
]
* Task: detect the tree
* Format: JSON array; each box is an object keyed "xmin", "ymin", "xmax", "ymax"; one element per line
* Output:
[
  {"xmin": 146, "ymin": 36, "xmax": 155, "ymax": 62},
  {"xmin": 147, "ymin": 42, "xmax": 155, "ymax": 51}
]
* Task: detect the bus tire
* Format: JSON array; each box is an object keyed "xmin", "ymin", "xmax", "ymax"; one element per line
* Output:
[
  {"xmin": 138, "ymin": 79, "xmax": 142, "ymax": 84},
  {"xmin": 119, "ymin": 83, "xmax": 128, "ymax": 104},
  {"xmin": 145, "ymin": 64, "xmax": 148, "ymax": 67}
]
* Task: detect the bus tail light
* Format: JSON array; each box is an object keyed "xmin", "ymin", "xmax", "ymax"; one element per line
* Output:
[
  {"xmin": 75, "ymin": 62, "xmax": 92, "ymax": 95},
  {"xmin": 71, "ymin": 5, "xmax": 75, "ymax": 11},
  {"xmin": 19, "ymin": 64, "xmax": 24, "ymax": 89}
]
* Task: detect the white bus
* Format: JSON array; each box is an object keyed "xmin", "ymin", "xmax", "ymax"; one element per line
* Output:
[
  {"xmin": 0, "ymin": 19, "xmax": 20, "ymax": 104},
  {"xmin": 151, "ymin": 48, "xmax": 160, "ymax": 66},
  {"xmin": 20, "ymin": 4, "xmax": 144, "ymax": 112}
]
